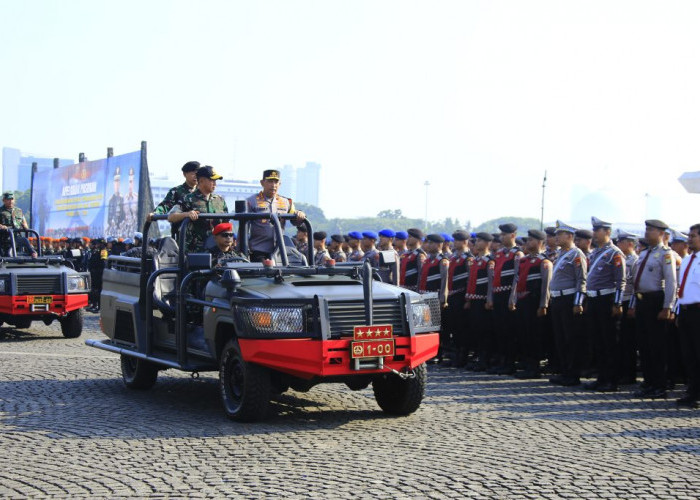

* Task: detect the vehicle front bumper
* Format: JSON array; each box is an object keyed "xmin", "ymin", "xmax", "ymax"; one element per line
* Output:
[
  {"xmin": 238, "ymin": 332, "xmax": 439, "ymax": 379},
  {"xmin": 0, "ymin": 294, "xmax": 88, "ymax": 317}
]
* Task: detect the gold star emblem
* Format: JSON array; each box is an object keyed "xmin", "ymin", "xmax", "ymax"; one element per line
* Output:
[{"xmin": 356, "ymin": 329, "xmax": 364, "ymax": 338}]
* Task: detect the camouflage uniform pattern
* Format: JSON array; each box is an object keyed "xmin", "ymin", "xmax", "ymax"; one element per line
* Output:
[
  {"xmin": 0, "ymin": 206, "xmax": 27, "ymax": 229},
  {"xmin": 208, "ymin": 246, "xmax": 244, "ymax": 267},
  {"xmin": 153, "ymin": 182, "xmax": 196, "ymax": 215},
  {"xmin": 179, "ymin": 191, "xmax": 229, "ymax": 252}
]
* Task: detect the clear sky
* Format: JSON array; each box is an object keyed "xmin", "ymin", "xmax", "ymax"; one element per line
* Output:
[{"xmin": 2, "ymin": 0, "xmax": 699, "ymax": 230}]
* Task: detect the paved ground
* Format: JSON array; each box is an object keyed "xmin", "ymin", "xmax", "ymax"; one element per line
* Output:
[{"xmin": 1, "ymin": 313, "xmax": 699, "ymax": 498}]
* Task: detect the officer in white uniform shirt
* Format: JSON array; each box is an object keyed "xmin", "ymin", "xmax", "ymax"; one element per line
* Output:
[{"xmin": 676, "ymin": 223, "xmax": 700, "ymax": 409}]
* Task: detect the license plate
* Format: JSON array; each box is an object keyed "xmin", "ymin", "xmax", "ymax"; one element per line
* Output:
[
  {"xmin": 351, "ymin": 324, "xmax": 395, "ymax": 359},
  {"xmin": 351, "ymin": 339, "xmax": 395, "ymax": 359},
  {"xmin": 27, "ymin": 296, "xmax": 53, "ymax": 304}
]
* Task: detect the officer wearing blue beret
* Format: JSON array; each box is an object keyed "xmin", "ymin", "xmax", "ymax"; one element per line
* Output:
[
  {"xmin": 346, "ymin": 231, "xmax": 365, "ymax": 262},
  {"xmin": 394, "ymin": 231, "xmax": 408, "ymax": 255}
]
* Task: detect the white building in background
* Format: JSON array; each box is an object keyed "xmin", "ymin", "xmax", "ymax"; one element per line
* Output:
[
  {"xmin": 279, "ymin": 162, "xmax": 320, "ymax": 206},
  {"xmin": 2, "ymin": 147, "xmax": 74, "ymax": 193}
]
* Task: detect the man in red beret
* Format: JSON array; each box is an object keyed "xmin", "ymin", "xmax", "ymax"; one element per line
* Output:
[{"xmin": 208, "ymin": 222, "xmax": 243, "ymax": 266}]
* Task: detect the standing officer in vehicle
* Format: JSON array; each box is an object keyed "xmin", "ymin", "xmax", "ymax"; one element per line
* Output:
[
  {"xmin": 149, "ymin": 161, "xmax": 199, "ymax": 237},
  {"xmin": 245, "ymin": 169, "xmax": 306, "ymax": 262},
  {"xmin": 168, "ymin": 166, "xmax": 228, "ymax": 253},
  {"xmin": 548, "ymin": 220, "xmax": 588, "ymax": 387},
  {"xmin": 0, "ymin": 192, "xmax": 28, "ymax": 230},
  {"xmin": 583, "ymin": 217, "xmax": 626, "ymax": 393},
  {"xmin": 629, "ymin": 219, "xmax": 677, "ymax": 399}
]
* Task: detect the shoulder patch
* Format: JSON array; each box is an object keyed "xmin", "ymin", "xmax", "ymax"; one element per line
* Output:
[
  {"xmin": 613, "ymin": 254, "xmax": 622, "ymax": 267},
  {"xmin": 574, "ymin": 256, "xmax": 581, "ymax": 267},
  {"xmin": 664, "ymin": 254, "xmax": 673, "ymax": 265},
  {"xmin": 488, "ymin": 260, "xmax": 496, "ymax": 269}
]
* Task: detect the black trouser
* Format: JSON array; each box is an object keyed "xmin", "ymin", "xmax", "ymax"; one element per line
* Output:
[
  {"xmin": 586, "ymin": 294, "xmax": 617, "ymax": 385},
  {"xmin": 678, "ymin": 305, "xmax": 700, "ymax": 398},
  {"xmin": 492, "ymin": 290, "xmax": 517, "ymax": 368},
  {"xmin": 90, "ymin": 273, "xmax": 102, "ymax": 308},
  {"xmin": 616, "ymin": 301, "xmax": 637, "ymax": 381},
  {"xmin": 666, "ymin": 319, "xmax": 685, "ymax": 384},
  {"xmin": 516, "ymin": 293, "xmax": 544, "ymax": 373},
  {"xmin": 446, "ymin": 293, "xmax": 468, "ymax": 355},
  {"xmin": 550, "ymin": 294, "xmax": 582, "ymax": 380},
  {"xmin": 635, "ymin": 291, "xmax": 667, "ymax": 390},
  {"xmin": 469, "ymin": 299, "xmax": 493, "ymax": 365}
]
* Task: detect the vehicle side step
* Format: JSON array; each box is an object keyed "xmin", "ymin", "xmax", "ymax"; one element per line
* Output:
[{"xmin": 84, "ymin": 339, "xmax": 215, "ymax": 371}]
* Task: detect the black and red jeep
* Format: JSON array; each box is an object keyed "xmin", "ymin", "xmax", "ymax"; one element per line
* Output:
[
  {"xmin": 0, "ymin": 229, "xmax": 89, "ymax": 338},
  {"xmin": 87, "ymin": 213, "xmax": 440, "ymax": 421}
]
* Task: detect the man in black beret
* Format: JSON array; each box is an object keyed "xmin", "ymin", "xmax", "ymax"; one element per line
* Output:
[
  {"xmin": 312, "ymin": 231, "xmax": 330, "ymax": 266},
  {"xmin": 294, "ymin": 225, "xmax": 309, "ymax": 255},
  {"xmin": 464, "ymin": 232, "xmax": 495, "ymax": 371},
  {"xmin": 148, "ymin": 161, "xmax": 200, "ymax": 236},
  {"xmin": 544, "ymin": 226, "xmax": 559, "ymax": 261},
  {"xmin": 328, "ymin": 234, "xmax": 347, "ymax": 262},
  {"xmin": 418, "ymin": 234, "xmax": 449, "ymax": 304},
  {"xmin": 489, "ymin": 223, "xmax": 524, "ymax": 375},
  {"xmin": 509, "ymin": 229, "xmax": 551, "ymax": 378},
  {"xmin": 399, "ymin": 228, "xmax": 427, "ymax": 291},
  {"xmin": 444, "ymin": 229, "xmax": 473, "ymax": 366}
]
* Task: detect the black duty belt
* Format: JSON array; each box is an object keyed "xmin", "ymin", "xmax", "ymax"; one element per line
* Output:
[{"xmin": 679, "ymin": 303, "xmax": 700, "ymax": 310}]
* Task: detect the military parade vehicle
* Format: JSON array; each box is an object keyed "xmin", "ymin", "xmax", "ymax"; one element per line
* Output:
[
  {"xmin": 86, "ymin": 212, "xmax": 441, "ymax": 421},
  {"xmin": 0, "ymin": 229, "xmax": 89, "ymax": 338}
]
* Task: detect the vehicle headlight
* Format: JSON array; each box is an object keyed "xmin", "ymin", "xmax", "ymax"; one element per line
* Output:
[
  {"xmin": 240, "ymin": 306, "xmax": 304, "ymax": 334},
  {"xmin": 411, "ymin": 302, "xmax": 432, "ymax": 328},
  {"xmin": 67, "ymin": 275, "xmax": 89, "ymax": 293}
]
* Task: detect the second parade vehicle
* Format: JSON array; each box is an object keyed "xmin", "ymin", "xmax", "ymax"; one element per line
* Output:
[
  {"xmin": 0, "ymin": 229, "xmax": 90, "ymax": 338},
  {"xmin": 86, "ymin": 212, "xmax": 440, "ymax": 421}
]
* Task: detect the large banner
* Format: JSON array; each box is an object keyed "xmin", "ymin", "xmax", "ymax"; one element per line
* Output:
[{"xmin": 31, "ymin": 150, "xmax": 143, "ymax": 239}]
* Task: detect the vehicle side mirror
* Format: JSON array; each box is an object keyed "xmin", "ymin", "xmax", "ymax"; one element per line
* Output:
[
  {"xmin": 220, "ymin": 269, "xmax": 241, "ymax": 290},
  {"xmin": 379, "ymin": 250, "xmax": 396, "ymax": 266}
]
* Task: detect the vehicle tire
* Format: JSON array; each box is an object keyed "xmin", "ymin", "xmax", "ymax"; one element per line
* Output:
[
  {"xmin": 60, "ymin": 309, "xmax": 83, "ymax": 338},
  {"xmin": 121, "ymin": 355, "xmax": 159, "ymax": 390},
  {"xmin": 219, "ymin": 339, "xmax": 271, "ymax": 422},
  {"xmin": 372, "ymin": 363, "xmax": 427, "ymax": 416},
  {"xmin": 14, "ymin": 319, "xmax": 32, "ymax": 329}
]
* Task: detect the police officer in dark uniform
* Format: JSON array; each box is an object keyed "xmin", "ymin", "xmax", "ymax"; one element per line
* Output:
[
  {"xmin": 629, "ymin": 219, "xmax": 677, "ymax": 399},
  {"xmin": 464, "ymin": 232, "xmax": 494, "ymax": 371},
  {"xmin": 509, "ymin": 229, "xmax": 552, "ymax": 379},
  {"xmin": 399, "ymin": 228, "xmax": 426, "ymax": 291},
  {"xmin": 488, "ymin": 223, "xmax": 523, "ymax": 375},
  {"xmin": 445, "ymin": 230, "xmax": 472, "ymax": 365},
  {"xmin": 583, "ymin": 217, "xmax": 626, "ymax": 392},
  {"xmin": 87, "ymin": 238, "xmax": 108, "ymax": 312}
]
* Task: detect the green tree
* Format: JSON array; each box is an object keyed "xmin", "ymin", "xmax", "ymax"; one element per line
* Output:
[
  {"xmin": 473, "ymin": 216, "xmax": 542, "ymax": 234},
  {"xmin": 295, "ymin": 203, "xmax": 326, "ymax": 223},
  {"xmin": 14, "ymin": 189, "xmax": 31, "ymax": 222}
]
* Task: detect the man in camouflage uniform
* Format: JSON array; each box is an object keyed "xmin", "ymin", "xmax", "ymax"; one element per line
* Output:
[
  {"xmin": 0, "ymin": 191, "xmax": 33, "ymax": 257},
  {"xmin": 208, "ymin": 223, "xmax": 243, "ymax": 267},
  {"xmin": 0, "ymin": 191, "xmax": 28, "ymax": 230},
  {"xmin": 149, "ymin": 161, "xmax": 199, "ymax": 237},
  {"xmin": 168, "ymin": 166, "xmax": 228, "ymax": 253}
]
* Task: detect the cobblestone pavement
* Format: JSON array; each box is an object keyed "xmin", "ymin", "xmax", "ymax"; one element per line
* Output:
[{"xmin": 1, "ymin": 314, "xmax": 699, "ymax": 498}]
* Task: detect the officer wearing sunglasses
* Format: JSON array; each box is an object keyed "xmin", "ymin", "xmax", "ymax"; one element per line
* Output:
[{"xmin": 208, "ymin": 222, "xmax": 244, "ymax": 267}]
